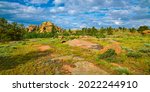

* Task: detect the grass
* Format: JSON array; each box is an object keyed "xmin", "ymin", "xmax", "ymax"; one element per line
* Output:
[{"xmin": 0, "ymin": 31, "xmax": 150, "ymax": 75}]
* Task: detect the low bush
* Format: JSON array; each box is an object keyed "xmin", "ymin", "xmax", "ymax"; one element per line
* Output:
[
  {"xmin": 97, "ymin": 49, "xmax": 123, "ymax": 62},
  {"xmin": 98, "ymin": 49, "xmax": 117, "ymax": 59},
  {"xmin": 139, "ymin": 48, "xmax": 150, "ymax": 53},
  {"xmin": 113, "ymin": 67, "xmax": 130, "ymax": 75},
  {"xmin": 126, "ymin": 52, "xmax": 142, "ymax": 58}
]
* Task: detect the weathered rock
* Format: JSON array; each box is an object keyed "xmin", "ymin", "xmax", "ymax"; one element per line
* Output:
[
  {"xmin": 27, "ymin": 25, "xmax": 37, "ymax": 32},
  {"xmin": 66, "ymin": 39, "xmax": 103, "ymax": 50},
  {"xmin": 62, "ymin": 61, "xmax": 108, "ymax": 75},
  {"xmin": 27, "ymin": 21, "xmax": 62, "ymax": 33},
  {"xmin": 39, "ymin": 21, "xmax": 61, "ymax": 33},
  {"xmin": 142, "ymin": 30, "xmax": 150, "ymax": 35}
]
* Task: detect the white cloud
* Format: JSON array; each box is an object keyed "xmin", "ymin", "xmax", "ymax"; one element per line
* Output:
[
  {"xmin": 53, "ymin": 0, "xmax": 64, "ymax": 5},
  {"xmin": 50, "ymin": 7, "xmax": 65, "ymax": 13},
  {"xmin": 114, "ymin": 21, "xmax": 122, "ymax": 25},
  {"xmin": 68, "ymin": 10, "xmax": 76, "ymax": 15},
  {"xmin": 24, "ymin": 0, "xmax": 49, "ymax": 4}
]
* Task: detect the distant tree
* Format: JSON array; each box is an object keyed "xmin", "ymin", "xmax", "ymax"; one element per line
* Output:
[
  {"xmin": 51, "ymin": 25, "xmax": 58, "ymax": 38},
  {"xmin": 107, "ymin": 26, "xmax": 113, "ymax": 35},
  {"xmin": 129, "ymin": 27, "xmax": 137, "ymax": 33},
  {"xmin": 0, "ymin": 18, "xmax": 25, "ymax": 41},
  {"xmin": 137, "ymin": 25, "xmax": 149, "ymax": 33}
]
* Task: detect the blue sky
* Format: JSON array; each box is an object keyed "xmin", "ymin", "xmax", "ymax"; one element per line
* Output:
[{"xmin": 0, "ymin": 0, "xmax": 150, "ymax": 29}]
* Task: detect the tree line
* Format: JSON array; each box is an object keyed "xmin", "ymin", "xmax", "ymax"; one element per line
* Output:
[{"xmin": 0, "ymin": 17, "xmax": 149, "ymax": 42}]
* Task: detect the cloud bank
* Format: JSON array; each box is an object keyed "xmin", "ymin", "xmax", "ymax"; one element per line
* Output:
[{"xmin": 0, "ymin": 0, "xmax": 150, "ymax": 29}]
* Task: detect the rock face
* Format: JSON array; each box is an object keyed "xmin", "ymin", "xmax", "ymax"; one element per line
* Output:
[
  {"xmin": 39, "ymin": 22, "xmax": 53, "ymax": 33},
  {"xmin": 27, "ymin": 25, "xmax": 37, "ymax": 32},
  {"xmin": 39, "ymin": 21, "xmax": 61, "ymax": 33},
  {"xmin": 66, "ymin": 39, "xmax": 103, "ymax": 50}
]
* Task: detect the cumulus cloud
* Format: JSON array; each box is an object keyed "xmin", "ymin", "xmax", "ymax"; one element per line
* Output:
[{"xmin": 0, "ymin": 0, "xmax": 150, "ymax": 28}]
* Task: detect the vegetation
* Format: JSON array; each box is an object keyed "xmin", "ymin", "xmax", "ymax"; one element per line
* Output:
[
  {"xmin": 126, "ymin": 52, "xmax": 142, "ymax": 58},
  {"xmin": 98, "ymin": 49, "xmax": 117, "ymax": 59},
  {"xmin": 113, "ymin": 67, "xmax": 130, "ymax": 75},
  {"xmin": 0, "ymin": 18, "xmax": 25, "ymax": 41},
  {"xmin": 0, "ymin": 18, "xmax": 150, "ymax": 75}
]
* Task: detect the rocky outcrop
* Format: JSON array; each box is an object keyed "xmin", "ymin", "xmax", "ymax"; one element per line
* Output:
[
  {"xmin": 27, "ymin": 21, "xmax": 62, "ymax": 33},
  {"xmin": 27, "ymin": 25, "xmax": 37, "ymax": 32},
  {"xmin": 39, "ymin": 21, "xmax": 62, "ymax": 33}
]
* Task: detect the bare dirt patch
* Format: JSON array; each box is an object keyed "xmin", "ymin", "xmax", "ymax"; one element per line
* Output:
[{"xmin": 38, "ymin": 45, "xmax": 51, "ymax": 52}]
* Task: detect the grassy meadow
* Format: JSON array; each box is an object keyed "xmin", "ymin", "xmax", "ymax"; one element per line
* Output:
[{"xmin": 0, "ymin": 30, "xmax": 150, "ymax": 75}]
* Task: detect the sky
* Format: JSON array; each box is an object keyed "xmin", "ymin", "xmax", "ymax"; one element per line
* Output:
[{"xmin": 0, "ymin": 0, "xmax": 150, "ymax": 29}]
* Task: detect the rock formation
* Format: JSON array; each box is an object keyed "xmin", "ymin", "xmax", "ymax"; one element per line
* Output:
[
  {"xmin": 39, "ymin": 21, "xmax": 61, "ymax": 33},
  {"xmin": 27, "ymin": 21, "xmax": 62, "ymax": 33}
]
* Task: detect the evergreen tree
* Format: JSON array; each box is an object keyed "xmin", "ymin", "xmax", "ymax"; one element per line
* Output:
[
  {"xmin": 107, "ymin": 26, "xmax": 113, "ymax": 35},
  {"xmin": 137, "ymin": 25, "xmax": 149, "ymax": 33}
]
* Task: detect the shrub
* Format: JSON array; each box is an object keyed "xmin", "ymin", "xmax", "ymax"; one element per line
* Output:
[
  {"xmin": 139, "ymin": 48, "xmax": 150, "ymax": 53},
  {"xmin": 126, "ymin": 52, "xmax": 142, "ymax": 58},
  {"xmin": 98, "ymin": 49, "xmax": 117, "ymax": 59},
  {"xmin": 97, "ymin": 49, "xmax": 122, "ymax": 62},
  {"xmin": 113, "ymin": 67, "xmax": 130, "ymax": 75},
  {"xmin": 137, "ymin": 25, "xmax": 149, "ymax": 33},
  {"xmin": 144, "ymin": 43, "xmax": 150, "ymax": 47}
]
